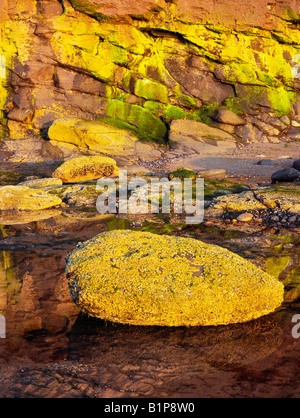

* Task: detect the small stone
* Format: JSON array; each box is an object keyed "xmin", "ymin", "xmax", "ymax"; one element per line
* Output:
[
  {"xmin": 270, "ymin": 216, "xmax": 280, "ymax": 222},
  {"xmin": 288, "ymin": 215, "xmax": 297, "ymax": 223},
  {"xmin": 257, "ymin": 159, "xmax": 275, "ymax": 166},
  {"xmin": 237, "ymin": 213, "xmax": 254, "ymax": 222}
]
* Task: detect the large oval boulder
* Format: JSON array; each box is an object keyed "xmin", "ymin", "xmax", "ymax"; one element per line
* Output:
[{"xmin": 66, "ymin": 230, "xmax": 284, "ymax": 327}]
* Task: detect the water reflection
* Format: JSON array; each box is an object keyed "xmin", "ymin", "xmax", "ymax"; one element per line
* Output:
[{"xmin": 0, "ymin": 214, "xmax": 299, "ymax": 397}]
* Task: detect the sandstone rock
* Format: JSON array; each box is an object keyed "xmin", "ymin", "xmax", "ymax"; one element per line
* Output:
[
  {"xmin": 48, "ymin": 118, "xmax": 139, "ymax": 157},
  {"xmin": 212, "ymin": 123, "xmax": 236, "ymax": 134},
  {"xmin": 235, "ymin": 123, "xmax": 263, "ymax": 143},
  {"xmin": 286, "ymin": 127, "xmax": 300, "ymax": 140},
  {"xmin": 0, "ymin": 186, "xmax": 62, "ymax": 211},
  {"xmin": 52, "ymin": 156, "xmax": 119, "ymax": 183},
  {"xmin": 134, "ymin": 141, "xmax": 162, "ymax": 162},
  {"xmin": 213, "ymin": 108, "xmax": 246, "ymax": 126},
  {"xmin": 56, "ymin": 67, "xmax": 106, "ymax": 95},
  {"xmin": 271, "ymin": 168, "xmax": 300, "ymax": 183},
  {"xmin": 3, "ymin": 138, "xmax": 64, "ymax": 163},
  {"xmin": 252, "ymin": 120, "xmax": 280, "ymax": 136},
  {"xmin": 169, "ymin": 119, "xmax": 237, "ymax": 154},
  {"xmin": 260, "ymin": 114, "xmax": 289, "ymax": 131},
  {"xmin": 165, "ymin": 59, "xmax": 234, "ymax": 104},
  {"xmin": 66, "ymin": 230, "xmax": 284, "ymax": 327}
]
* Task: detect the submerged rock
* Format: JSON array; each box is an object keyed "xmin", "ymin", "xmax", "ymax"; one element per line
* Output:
[
  {"xmin": 0, "ymin": 186, "xmax": 62, "ymax": 211},
  {"xmin": 0, "ymin": 208, "xmax": 62, "ymax": 225},
  {"xmin": 18, "ymin": 177, "xmax": 63, "ymax": 189},
  {"xmin": 52, "ymin": 155, "xmax": 119, "ymax": 183},
  {"xmin": 66, "ymin": 230, "xmax": 284, "ymax": 327}
]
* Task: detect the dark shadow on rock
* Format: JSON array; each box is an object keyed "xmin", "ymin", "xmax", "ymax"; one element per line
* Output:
[{"xmin": 40, "ymin": 120, "xmax": 55, "ymax": 141}]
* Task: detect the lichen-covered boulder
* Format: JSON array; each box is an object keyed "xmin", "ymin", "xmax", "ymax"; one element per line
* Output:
[
  {"xmin": 0, "ymin": 186, "xmax": 62, "ymax": 211},
  {"xmin": 52, "ymin": 155, "xmax": 119, "ymax": 183},
  {"xmin": 255, "ymin": 185, "xmax": 300, "ymax": 213},
  {"xmin": 206, "ymin": 191, "xmax": 267, "ymax": 215},
  {"xmin": 66, "ymin": 230, "xmax": 284, "ymax": 327},
  {"xmin": 48, "ymin": 118, "xmax": 139, "ymax": 156}
]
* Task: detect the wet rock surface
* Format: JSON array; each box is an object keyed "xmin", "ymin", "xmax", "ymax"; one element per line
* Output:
[
  {"xmin": 1, "ymin": 0, "xmax": 300, "ymax": 398},
  {"xmin": 0, "ymin": 206, "xmax": 299, "ymax": 397},
  {"xmin": 66, "ymin": 230, "xmax": 284, "ymax": 327}
]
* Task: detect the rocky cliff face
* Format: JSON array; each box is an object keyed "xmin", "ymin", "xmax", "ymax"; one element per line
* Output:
[{"xmin": 1, "ymin": 0, "xmax": 300, "ymax": 148}]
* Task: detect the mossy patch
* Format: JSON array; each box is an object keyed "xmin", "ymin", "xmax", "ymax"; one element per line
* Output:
[
  {"xmin": 134, "ymin": 79, "xmax": 169, "ymax": 104},
  {"xmin": 106, "ymin": 99, "xmax": 167, "ymax": 142},
  {"xmin": 168, "ymin": 167, "xmax": 196, "ymax": 181}
]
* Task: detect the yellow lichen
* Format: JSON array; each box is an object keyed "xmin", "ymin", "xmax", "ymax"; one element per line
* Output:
[
  {"xmin": 0, "ymin": 186, "xmax": 62, "ymax": 211},
  {"xmin": 66, "ymin": 230, "xmax": 284, "ymax": 327},
  {"xmin": 52, "ymin": 155, "xmax": 119, "ymax": 183}
]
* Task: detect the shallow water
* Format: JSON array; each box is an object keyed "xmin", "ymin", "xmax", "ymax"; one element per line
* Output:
[{"xmin": 0, "ymin": 211, "xmax": 299, "ymax": 398}]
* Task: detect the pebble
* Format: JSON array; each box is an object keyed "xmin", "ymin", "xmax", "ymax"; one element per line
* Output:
[
  {"xmin": 288, "ymin": 215, "xmax": 297, "ymax": 223},
  {"xmin": 237, "ymin": 213, "xmax": 254, "ymax": 222}
]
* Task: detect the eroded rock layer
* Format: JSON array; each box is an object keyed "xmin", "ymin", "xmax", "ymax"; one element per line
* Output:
[{"xmin": 1, "ymin": 0, "xmax": 300, "ymax": 146}]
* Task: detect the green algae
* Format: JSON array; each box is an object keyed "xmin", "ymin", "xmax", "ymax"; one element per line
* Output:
[
  {"xmin": 106, "ymin": 99, "xmax": 167, "ymax": 142},
  {"xmin": 2, "ymin": 0, "xmax": 300, "ymax": 140},
  {"xmin": 168, "ymin": 167, "xmax": 197, "ymax": 181}
]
